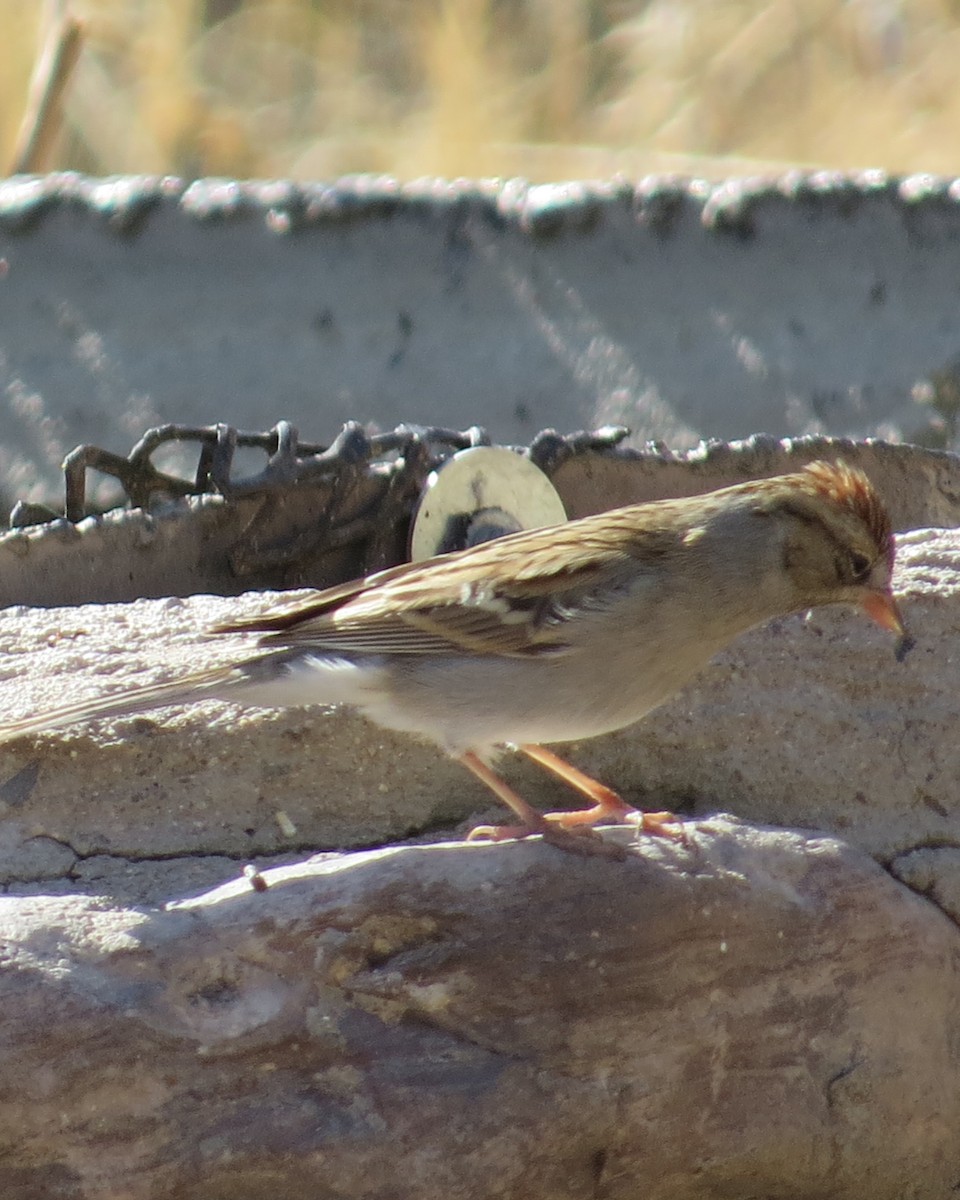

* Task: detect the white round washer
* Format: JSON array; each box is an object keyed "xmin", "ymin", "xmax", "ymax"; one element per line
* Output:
[{"xmin": 409, "ymin": 446, "xmax": 567, "ymax": 561}]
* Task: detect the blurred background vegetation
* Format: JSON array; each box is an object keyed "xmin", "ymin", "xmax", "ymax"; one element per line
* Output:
[{"xmin": 2, "ymin": 0, "xmax": 960, "ymax": 182}]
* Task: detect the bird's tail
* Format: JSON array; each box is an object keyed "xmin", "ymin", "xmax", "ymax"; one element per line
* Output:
[{"xmin": 0, "ymin": 661, "xmax": 244, "ymax": 745}]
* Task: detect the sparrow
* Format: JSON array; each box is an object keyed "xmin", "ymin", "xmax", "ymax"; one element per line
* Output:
[{"xmin": 0, "ymin": 460, "xmax": 906, "ymax": 854}]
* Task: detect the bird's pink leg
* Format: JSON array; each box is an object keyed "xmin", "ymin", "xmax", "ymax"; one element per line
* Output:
[
  {"xmin": 459, "ymin": 751, "xmax": 549, "ymax": 840},
  {"xmin": 459, "ymin": 752, "xmax": 627, "ymax": 859},
  {"xmin": 518, "ymin": 744, "xmax": 685, "ymax": 840}
]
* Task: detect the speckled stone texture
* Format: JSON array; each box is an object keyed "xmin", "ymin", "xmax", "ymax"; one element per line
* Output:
[{"xmin": 0, "ymin": 823, "xmax": 957, "ymax": 1200}]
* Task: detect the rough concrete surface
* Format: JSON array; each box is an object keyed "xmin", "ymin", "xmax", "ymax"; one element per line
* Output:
[
  {"xmin": 0, "ymin": 526, "xmax": 956, "ymax": 903},
  {"xmin": 0, "ymin": 822, "xmax": 958, "ymax": 1200},
  {"xmin": 4, "ymin": 174, "xmax": 960, "ymax": 513}
]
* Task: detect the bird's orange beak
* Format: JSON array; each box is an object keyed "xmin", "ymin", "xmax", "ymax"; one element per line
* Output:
[
  {"xmin": 861, "ymin": 589, "xmax": 913, "ymax": 661},
  {"xmin": 860, "ymin": 589, "xmax": 905, "ymax": 636}
]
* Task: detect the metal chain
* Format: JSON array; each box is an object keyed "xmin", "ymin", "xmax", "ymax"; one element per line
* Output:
[
  {"xmin": 6, "ymin": 420, "xmax": 631, "ymax": 580},
  {"xmin": 52, "ymin": 419, "xmax": 495, "ymax": 524},
  {"xmin": 7, "ymin": 420, "xmax": 629, "ymax": 526}
]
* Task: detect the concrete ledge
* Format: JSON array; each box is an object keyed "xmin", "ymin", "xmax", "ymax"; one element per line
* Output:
[
  {"xmin": 3, "ymin": 172, "xmax": 960, "ymax": 512},
  {"xmin": 0, "ymin": 525, "xmax": 954, "ymax": 901}
]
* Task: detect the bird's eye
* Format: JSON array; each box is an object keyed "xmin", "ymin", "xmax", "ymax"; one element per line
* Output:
[{"xmin": 848, "ymin": 552, "xmax": 872, "ymax": 582}]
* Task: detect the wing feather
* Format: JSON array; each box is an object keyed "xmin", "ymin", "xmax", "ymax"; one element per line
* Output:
[{"xmin": 214, "ymin": 505, "xmax": 683, "ymax": 658}]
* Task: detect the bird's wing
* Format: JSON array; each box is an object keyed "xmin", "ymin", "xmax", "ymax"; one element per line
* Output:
[{"xmin": 216, "ymin": 511, "xmax": 680, "ymax": 658}]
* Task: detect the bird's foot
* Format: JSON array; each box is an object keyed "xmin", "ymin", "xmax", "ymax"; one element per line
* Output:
[
  {"xmin": 466, "ymin": 821, "xmax": 544, "ymax": 843},
  {"xmin": 541, "ymin": 799, "xmax": 634, "ymax": 827},
  {"xmin": 542, "ymin": 801, "xmax": 687, "ymax": 844},
  {"xmin": 625, "ymin": 808, "xmax": 688, "ymax": 842},
  {"xmin": 466, "ymin": 820, "xmax": 628, "ymax": 861}
]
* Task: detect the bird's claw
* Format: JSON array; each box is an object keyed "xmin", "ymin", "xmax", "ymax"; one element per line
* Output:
[
  {"xmin": 466, "ymin": 821, "xmax": 628, "ymax": 860},
  {"xmin": 466, "ymin": 822, "xmax": 541, "ymax": 843},
  {"xmin": 624, "ymin": 808, "xmax": 689, "ymax": 843}
]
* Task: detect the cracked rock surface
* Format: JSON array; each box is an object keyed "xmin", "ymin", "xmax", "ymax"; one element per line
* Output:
[{"xmin": 1, "ymin": 821, "xmax": 958, "ymax": 1200}]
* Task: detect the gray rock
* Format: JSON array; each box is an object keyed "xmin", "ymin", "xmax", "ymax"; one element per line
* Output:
[{"xmin": 0, "ymin": 822, "xmax": 956, "ymax": 1200}]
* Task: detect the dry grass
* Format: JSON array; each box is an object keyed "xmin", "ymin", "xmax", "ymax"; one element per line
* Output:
[{"xmin": 3, "ymin": 0, "xmax": 960, "ymax": 181}]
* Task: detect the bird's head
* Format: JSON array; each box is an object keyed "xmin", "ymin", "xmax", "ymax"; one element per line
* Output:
[{"xmin": 752, "ymin": 460, "xmax": 906, "ymax": 649}]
